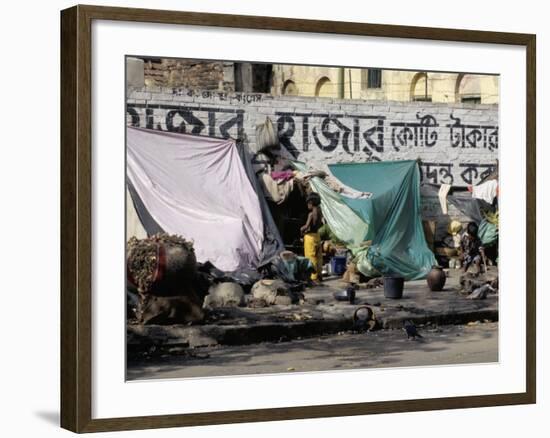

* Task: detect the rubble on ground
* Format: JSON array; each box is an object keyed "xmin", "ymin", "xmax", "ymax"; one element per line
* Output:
[
  {"xmin": 459, "ymin": 268, "xmax": 498, "ymax": 295},
  {"xmin": 137, "ymin": 294, "xmax": 204, "ymax": 325}
]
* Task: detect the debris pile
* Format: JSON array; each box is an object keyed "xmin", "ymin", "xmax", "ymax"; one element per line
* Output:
[
  {"xmin": 127, "ymin": 233, "xmax": 316, "ymax": 325},
  {"xmin": 127, "ymin": 233, "xmax": 204, "ymax": 325},
  {"xmin": 127, "ymin": 233, "xmax": 196, "ymax": 294},
  {"xmin": 459, "ymin": 268, "xmax": 499, "ymax": 300}
]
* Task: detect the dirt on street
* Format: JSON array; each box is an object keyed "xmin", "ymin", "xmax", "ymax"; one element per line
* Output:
[{"xmin": 127, "ymin": 322, "xmax": 498, "ymax": 380}]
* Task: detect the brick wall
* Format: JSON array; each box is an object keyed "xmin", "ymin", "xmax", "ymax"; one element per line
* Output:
[
  {"xmin": 140, "ymin": 59, "xmax": 234, "ymax": 90},
  {"xmin": 127, "ymin": 87, "xmax": 499, "ymax": 239}
]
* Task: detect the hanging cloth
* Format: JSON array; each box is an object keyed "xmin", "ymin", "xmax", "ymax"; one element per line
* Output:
[{"xmin": 126, "ymin": 127, "xmax": 265, "ymax": 272}]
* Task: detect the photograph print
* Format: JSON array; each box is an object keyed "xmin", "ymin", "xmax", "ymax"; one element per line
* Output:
[{"xmin": 125, "ymin": 58, "xmax": 499, "ymax": 380}]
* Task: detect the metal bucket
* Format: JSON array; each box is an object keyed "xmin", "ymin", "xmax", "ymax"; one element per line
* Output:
[{"xmin": 383, "ymin": 276, "xmax": 404, "ymax": 299}]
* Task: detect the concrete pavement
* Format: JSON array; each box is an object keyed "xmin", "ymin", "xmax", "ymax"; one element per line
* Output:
[{"xmin": 128, "ymin": 269, "xmax": 498, "ymax": 350}]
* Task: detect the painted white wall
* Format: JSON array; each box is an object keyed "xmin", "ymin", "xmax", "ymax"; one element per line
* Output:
[
  {"xmin": 127, "ymin": 88, "xmax": 498, "ymax": 187},
  {"xmin": 0, "ymin": 1, "xmax": 546, "ymax": 438}
]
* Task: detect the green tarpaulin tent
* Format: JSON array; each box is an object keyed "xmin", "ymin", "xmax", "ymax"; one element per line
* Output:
[
  {"xmin": 292, "ymin": 161, "xmax": 369, "ymax": 245},
  {"xmin": 479, "ymin": 219, "xmax": 498, "ymax": 246},
  {"xmin": 293, "ymin": 160, "xmax": 436, "ymax": 280}
]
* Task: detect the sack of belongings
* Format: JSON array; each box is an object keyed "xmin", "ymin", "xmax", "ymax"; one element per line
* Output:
[
  {"xmin": 269, "ymin": 251, "xmax": 314, "ymax": 283},
  {"xmin": 251, "ymin": 279, "xmax": 304, "ymax": 306},
  {"xmin": 342, "ymin": 261, "xmax": 365, "ymax": 284},
  {"xmin": 203, "ymin": 282, "xmax": 245, "ymax": 308},
  {"xmin": 127, "ymin": 233, "xmax": 205, "ymax": 325},
  {"xmin": 256, "ymin": 117, "xmax": 279, "ymax": 152}
]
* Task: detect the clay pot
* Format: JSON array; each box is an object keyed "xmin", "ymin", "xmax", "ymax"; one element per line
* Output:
[{"xmin": 427, "ymin": 265, "xmax": 446, "ymax": 291}]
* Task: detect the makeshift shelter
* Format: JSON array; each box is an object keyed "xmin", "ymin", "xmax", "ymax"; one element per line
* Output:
[
  {"xmin": 126, "ymin": 186, "xmax": 147, "ymax": 240},
  {"xmin": 421, "ymin": 184, "xmax": 496, "ymax": 222},
  {"xmin": 126, "ymin": 127, "xmax": 283, "ymax": 273},
  {"xmin": 294, "ymin": 160, "xmax": 436, "ymax": 280},
  {"xmin": 291, "ymin": 162, "xmax": 369, "ymax": 246}
]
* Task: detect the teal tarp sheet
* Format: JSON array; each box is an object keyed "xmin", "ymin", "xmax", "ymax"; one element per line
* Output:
[
  {"xmin": 328, "ymin": 160, "xmax": 436, "ymax": 280},
  {"xmin": 292, "ymin": 161, "xmax": 369, "ymax": 245},
  {"xmin": 479, "ymin": 219, "xmax": 498, "ymax": 246}
]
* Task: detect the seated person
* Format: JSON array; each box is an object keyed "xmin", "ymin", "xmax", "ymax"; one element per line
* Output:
[{"xmin": 460, "ymin": 222, "xmax": 485, "ymax": 273}]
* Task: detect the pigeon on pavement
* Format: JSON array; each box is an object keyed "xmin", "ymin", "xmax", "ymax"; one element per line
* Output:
[{"xmin": 403, "ymin": 320, "xmax": 423, "ymax": 340}]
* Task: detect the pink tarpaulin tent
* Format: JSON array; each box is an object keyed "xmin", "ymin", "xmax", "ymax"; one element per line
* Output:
[{"xmin": 126, "ymin": 127, "xmax": 265, "ymax": 272}]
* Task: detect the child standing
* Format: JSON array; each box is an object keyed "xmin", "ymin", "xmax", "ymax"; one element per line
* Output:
[{"xmin": 300, "ymin": 194, "xmax": 323, "ymax": 282}]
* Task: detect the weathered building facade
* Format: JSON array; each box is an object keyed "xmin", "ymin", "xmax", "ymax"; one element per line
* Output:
[
  {"xmin": 271, "ymin": 65, "xmax": 499, "ymax": 104},
  {"xmin": 139, "ymin": 58, "xmax": 235, "ymax": 90},
  {"xmin": 127, "ymin": 58, "xmax": 499, "ymax": 105},
  {"xmin": 128, "ymin": 57, "xmax": 271, "ymax": 93}
]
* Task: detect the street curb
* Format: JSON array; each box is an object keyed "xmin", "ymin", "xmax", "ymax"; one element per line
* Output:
[{"xmin": 127, "ymin": 307, "xmax": 498, "ymax": 350}]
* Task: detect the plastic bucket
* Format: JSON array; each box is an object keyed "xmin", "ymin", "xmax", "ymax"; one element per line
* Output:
[
  {"xmin": 384, "ymin": 276, "xmax": 404, "ymax": 299},
  {"xmin": 330, "ymin": 256, "xmax": 347, "ymax": 276}
]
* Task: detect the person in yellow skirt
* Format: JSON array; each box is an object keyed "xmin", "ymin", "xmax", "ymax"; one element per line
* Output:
[{"xmin": 300, "ymin": 193, "xmax": 323, "ymax": 282}]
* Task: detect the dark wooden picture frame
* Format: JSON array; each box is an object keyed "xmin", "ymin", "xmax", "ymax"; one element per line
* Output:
[{"xmin": 60, "ymin": 4, "xmax": 536, "ymax": 433}]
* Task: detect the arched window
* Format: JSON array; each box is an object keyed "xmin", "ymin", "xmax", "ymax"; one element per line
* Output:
[
  {"xmin": 282, "ymin": 80, "xmax": 298, "ymax": 96},
  {"xmin": 411, "ymin": 72, "xmax": 432, "ymax": 102},
  {"xmin": 456, "ymin": 74, "xmax": 482, "ymax": 104},
  {"xmin": 315, "ymin": 77, "xmax": 332, "ymax": 97}
]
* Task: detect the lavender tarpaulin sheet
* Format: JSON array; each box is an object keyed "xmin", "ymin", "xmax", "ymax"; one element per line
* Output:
[{"xmin": 126, "ymin": 127, "xmax": 265, "ymax": 272}]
